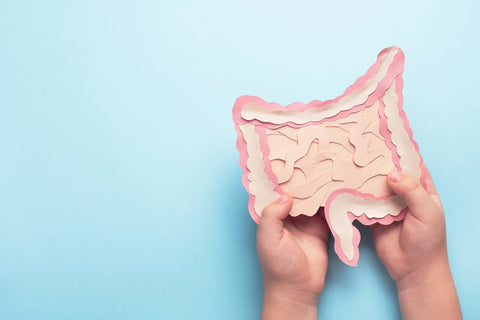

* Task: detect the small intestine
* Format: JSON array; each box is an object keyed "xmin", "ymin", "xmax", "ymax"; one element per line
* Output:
[{"xmin": 266, "ymin": 100, "xmax": 395, "ymax": 216}]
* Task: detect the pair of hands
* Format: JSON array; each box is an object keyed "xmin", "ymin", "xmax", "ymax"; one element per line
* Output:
[{"xmin": 257, "ymin": 166, "xmax": 461, "ymax": 319}]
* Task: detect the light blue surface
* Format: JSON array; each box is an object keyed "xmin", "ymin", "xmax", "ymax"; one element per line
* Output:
[{"xmin": 0, "ymin": 1, "xmax": 479, "ymax": 319}]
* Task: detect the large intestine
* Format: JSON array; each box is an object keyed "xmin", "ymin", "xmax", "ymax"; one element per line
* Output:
[
  {"xmin": 266, "ymin": 101, "xmax": 396, "ymax": 217},
  {"xmin": 233, "ymin": 47, "xmax": 424, "ymax": 266}
]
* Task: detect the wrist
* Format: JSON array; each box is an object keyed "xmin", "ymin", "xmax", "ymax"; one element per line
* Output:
[
  {"xmin": 395, "ymin": 256, "xmax": 462, "ymax": 320},
  {"xmin": 264, "ymin": 282, "xmax": 320, "ymax": 307},
  {"xmin": 395, "ymin": 254, "xmax": 451, "ymax": 292},
  {"xmin": 261, "ymin": 283, "xmax": 319, "ymax": 320}
]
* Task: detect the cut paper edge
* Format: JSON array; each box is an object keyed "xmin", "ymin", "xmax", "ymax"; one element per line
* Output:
[
  {"xmin": 324, "ymin": 189, "xmax": 407, "ymax": 266},
  {"xmin": 232, "ymin": 47, "xmax": 404, "ymax": 129},
  {"xmin": 233, "ymin": 47, "xmax": 412, "ymax": 219},
  {"xmin": 232, "ymin": 46, "xmax": 425, "ymax": 266},
  {"xmin": 392, "ymin": 73, "xmax": 427, "ymax": 188}
]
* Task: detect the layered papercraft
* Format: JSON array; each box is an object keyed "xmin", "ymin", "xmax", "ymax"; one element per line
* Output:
[{"xmin": 233, "ymin": 46, "xmax": 425, "ymax": 266}]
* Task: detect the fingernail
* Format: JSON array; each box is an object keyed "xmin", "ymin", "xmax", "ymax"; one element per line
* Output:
[
  {"xmin": 389, "ymin": 171, "xmax": 403, "ymax": 183},
  {"xmin": 278, "ymin": 194, "xmax": 288, "ymax": 204}
]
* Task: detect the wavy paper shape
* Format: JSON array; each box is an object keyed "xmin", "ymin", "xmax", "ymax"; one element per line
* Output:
[{"xmin": 233, "ymin": 46, "xmax": 424, "ymax": 266}]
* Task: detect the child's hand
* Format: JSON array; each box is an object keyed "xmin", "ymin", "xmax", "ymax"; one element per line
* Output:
[
  {"xmin": 257, "ymin": 194, "xmax": 329, "ymax": 320},
  {"xmin": 371, "ymin": 165, "xmax": 461, "ymax": 319},
  {"xmin": 371, "ymin": 165, "xmax": 447, "ymax": 287}
]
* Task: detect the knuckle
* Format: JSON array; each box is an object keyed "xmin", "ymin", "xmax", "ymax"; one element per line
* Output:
[
  {"xmin": 261, "ymin": 205, "xmax": 272, "ymax": 218},
  {"xmin": 261, "ymin": 204, "xmax": 277, "ymax": 220}
]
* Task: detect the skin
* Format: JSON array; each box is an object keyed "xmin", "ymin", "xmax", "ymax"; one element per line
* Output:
[
  {"xmin": 257, "ymin": 165, "xmax": 462, "ymax": 319},
  {"xmin": 371, "ymin": 166, "xmax": 462, "ymax": 320},
  {"xmin": 257, "ymin": 195, "xmax": 329, "ymax": 320}
]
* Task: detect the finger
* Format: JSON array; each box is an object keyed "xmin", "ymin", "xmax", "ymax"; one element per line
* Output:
[
  {"xmin": 387, "ymin": 171, "xmax": 440, "ymax": 222},
  {"xmin": 313, "ymin": 210, "xmax": 330, "ymax": 242},
  {"xmin": 257, "ymin": 194, "xmax": 293, "ymax": 242},
  {"xmin": 370, "ymin": 221, "xmax": 402, "ymax": 257},
  {"xmin": 285, "ymin": 211, "xmax": 329, "ymax": 241},
  {"xmin": 371, "ymin": 221, "xmax": 401, "ymax": 248},
  {"xmin": 371, "ymin": 219, "xmax": 401, "ymax": 238},
  {"xmin": 421, "ymin": 163, "xmax": 438, "ymax": 196},
  {"xmin": 421, "ymin": 163, "xmax": 443, "ymax": 209}
]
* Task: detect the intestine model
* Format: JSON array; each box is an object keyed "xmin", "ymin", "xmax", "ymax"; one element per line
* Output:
[{"xmin": 233, "ymin": 46, "xmax": 424, "ymax": 266}]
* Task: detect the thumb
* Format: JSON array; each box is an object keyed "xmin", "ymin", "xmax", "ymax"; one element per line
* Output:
[
  {"xmin": 257, "ymin": 194, "xmax": 292, "ymax": 242},
  {"xmin": 387, "ymin": 171, "xmax": 440, "ymax": 222}
]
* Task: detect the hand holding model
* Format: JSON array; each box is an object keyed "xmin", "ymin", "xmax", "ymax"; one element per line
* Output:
[
  {"xmin": 257, "ymin": 166, "xmax": 461, "ymax": 319},
  {"xmin": 257, "ymin": 195, "xmax": 329, "ymax": 320}
]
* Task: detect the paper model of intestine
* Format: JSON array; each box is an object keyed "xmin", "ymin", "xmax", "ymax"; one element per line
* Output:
[{"xmin": 232, "ymin": 46, "xmax": 424, "ymax": 266}]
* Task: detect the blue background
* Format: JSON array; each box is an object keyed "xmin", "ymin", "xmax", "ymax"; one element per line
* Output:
[{"xmin": 1, "ymin": 1, "xmax": 479, "ymax": 319}]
